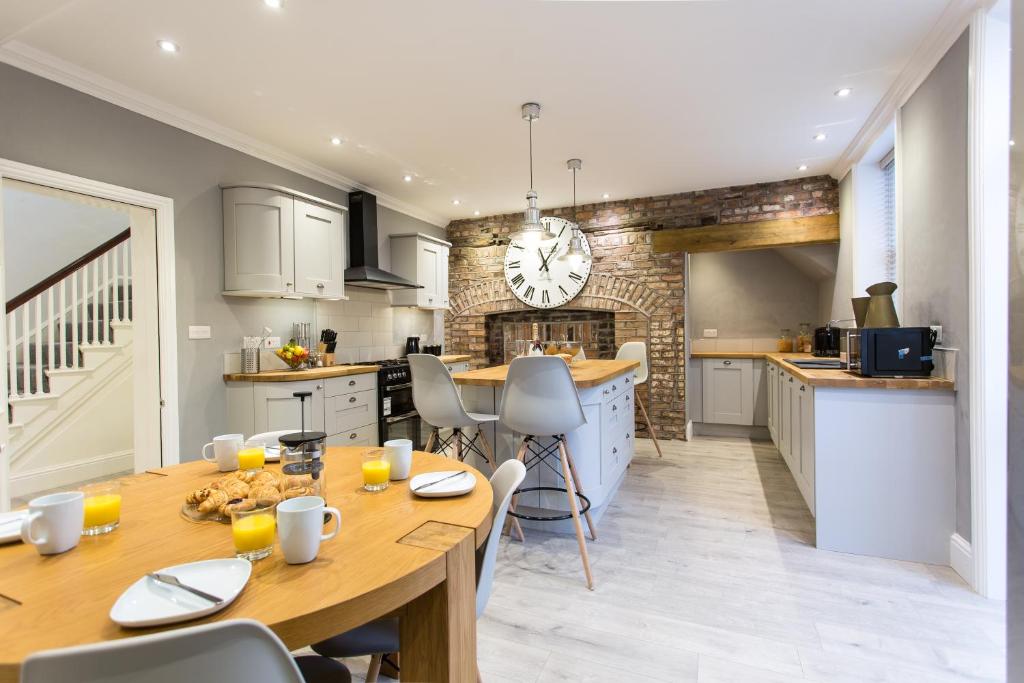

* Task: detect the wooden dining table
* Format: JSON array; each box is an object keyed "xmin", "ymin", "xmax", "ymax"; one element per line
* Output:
[{"xmin": 0, "ymin": 447, "xmax": 493, "ymax": 682}]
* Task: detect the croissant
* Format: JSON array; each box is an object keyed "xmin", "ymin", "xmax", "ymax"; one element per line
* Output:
[
  {"xmin": 215, "ymin": 479, "xmax": 250, "ymax": 499},
  {"xmin": 281, "ymin": 474, "xmax": 313, "ymax": 491},
  {"xmin": 197, "ymin": 489, "xmax": 229, "ymax": 515},
  {"xmin": 219, "ymin": 497, "xmax": 257, "ymax": 517},
  {"xmin": 186, "ymin": 487, "xmax": 213, "ymax": 505},
  {"xmin": 251, "ymin": 485, "xmax": 282, "ymax": 507},
  {"xmin": 232, "ymin": 470, "xmax": 258, "ymax": 484},
  {"xmin": 283, "ymin": 486, "xmax": 315, "ymax": 499},
  {"xmin": 253, "ymin": 471, "xmax": 280, "ymax": 488}
]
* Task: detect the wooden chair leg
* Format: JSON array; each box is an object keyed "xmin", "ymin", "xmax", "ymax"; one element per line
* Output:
[
  {"xmin": 366, "ymin": 653, "xmax": 383, "ymax": 683},
  {"xmin": 558, "ymin": 438, "xmax": 594, "ymax": 590},
  {"xmin": 481, "ymin": 428, "xmax": 525, "ymax": 542},
  {"xmin": 424, "ymin": 428, "xmax": 437, "ymax": 453},
  {"xmin": 636, "ymin": 392, "xmax": 664, "ymax": 458},
  {"xmin": 562, "ymin": 439, "xmax": 597, "ymax": 541},
  {"xmin": 454, "ymin": 428, "xmax": 464, "ymax": 462},
  {"xmin": 505, "ymin": 439, "xmax": 528, "ymax": 542}
]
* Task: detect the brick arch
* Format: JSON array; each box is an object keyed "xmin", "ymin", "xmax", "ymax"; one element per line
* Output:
[{"xmin": 447, "ymin": 273, "xmax": 671, "ymax": 320}]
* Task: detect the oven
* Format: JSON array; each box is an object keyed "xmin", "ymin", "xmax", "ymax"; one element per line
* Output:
[{"xmin": 378, "ymin": 362, "xmax": 426, "ymax": 449}]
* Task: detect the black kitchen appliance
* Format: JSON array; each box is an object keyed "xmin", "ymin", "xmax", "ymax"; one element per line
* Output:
[
  {"xmin": 405, "ymin": 336, "xmax": 420, "ymax": 355},
  {"xmin": 813, "ymin": 326, "xmax": 841, "ymax": 358},
  {"xmin": 344, "ymin": 192, "xmax": 422, "ymax": 290},
  {"xmin": 848, "ymin": 327, "xmax": 936, "ymax": 377},
  {"xmin": 377, "ymin": 359, "xmax": 426, "ymax": 449}
]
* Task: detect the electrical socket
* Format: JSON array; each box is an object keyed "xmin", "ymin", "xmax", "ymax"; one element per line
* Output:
[
  {"xmin": 703, "ymin": 329, "xmax": 718, "ymax": 338},
  {"xmin": 265, "ymin": 336, "xmax": 281, "ymax": 349},
  {"xmin": 930, "ymin": 325, "xmax": 943, "ymax": 345}
]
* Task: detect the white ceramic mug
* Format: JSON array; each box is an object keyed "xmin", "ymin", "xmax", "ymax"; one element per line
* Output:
[
  {"xmin": 384, "ymin": 438, "xmax": 413, "ymax": 481},
  {"xmin": 20, "ymin": 491, "xmax": 85, "ymax": 555},
  {"xmin": 202, "ymin": 433, "xmax": 243, "ymax": 471},
  {"xmin": 276, "ymin": 496, "xmax": 341, "ymax": 565}
]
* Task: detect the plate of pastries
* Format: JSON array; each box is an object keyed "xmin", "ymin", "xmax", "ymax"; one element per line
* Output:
[{"xmin": 181, "ymin": 469, "xmax": 316, "ymax": 523}]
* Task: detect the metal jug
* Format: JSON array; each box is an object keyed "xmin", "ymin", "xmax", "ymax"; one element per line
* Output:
[{"xmin": 863, "ymin": 282, "xmax": 900, "ymax": 328}]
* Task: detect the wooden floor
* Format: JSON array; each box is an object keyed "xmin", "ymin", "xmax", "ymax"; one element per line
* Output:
[{"xmin": 334, "ymin": 436, "xmax": 1006, "ymax": 682}]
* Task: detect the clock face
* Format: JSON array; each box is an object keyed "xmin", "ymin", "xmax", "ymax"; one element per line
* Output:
[{"xmin": 504, "ymin": 217, "xmax": 592, "ymax": 309}]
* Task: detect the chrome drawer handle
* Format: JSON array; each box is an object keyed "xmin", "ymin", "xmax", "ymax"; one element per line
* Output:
[
  {"xmin": 800, "ymin": 386, "xmax": 806, "ymax": 392},
  {"xmin": 789, "ymin": 378, "xmax": 794, "ymax": 383},
  {"xmin": 348, "ymin": 379, "xmax": 356, "ymax": 386},
  {"xmin": 603, "ymin": 389, "xmax": 610, "ymax": 395},
  {"xmin": 723, "ymin": 360, "xmax": 732, "ymax": 365},
  {"xmin": 625, "ymin": 377, "xmax": 630, "ymax": 384},
  {"xmin": 612, "ymin": 384, "xmax": 618, "ymax": 391},
  {"xmin": 612, "ymin": 447, "xmax": 618, "ymax": 454},
  {"xmin": 612, "ymin": 405, "xmax": 618, "ymax": 411},
  {"xmin": 349, "ymin": 433, "xmax": 357, "ymax": 439},
  {"xmin": 349, "ymin": 396, "xmax": 357, "ymax": 403}
]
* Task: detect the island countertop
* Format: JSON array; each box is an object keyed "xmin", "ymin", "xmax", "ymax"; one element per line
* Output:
[{"xmin": 451, "ymin": 358, "xmax": 640, "ymax": 388}]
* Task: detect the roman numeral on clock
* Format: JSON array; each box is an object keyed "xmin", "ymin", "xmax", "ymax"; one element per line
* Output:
[
  {"xmin": 559, "ymin": 285, "xmax": 569, "ymax": 297},
  {"xmin": 524, "ymin": 285, "xmax": 535, "ymax": 300},
  {"xmin": 510, "ymin": 243, "xmax": 524, "ymax": 250},
  {"xmin": 568, "ymin": 271, "xmax": 583, "ymax": 282},
  {"xmin": 507, "ymin": 260, "xmax": 521, "ymax": 269},
  {"xmin": 510, "ymin": 273, "xmax": 525, "ymax": 288},
  {"xmin": 541, "ymin": 289, "xmax": 550, "ymax": 304}
]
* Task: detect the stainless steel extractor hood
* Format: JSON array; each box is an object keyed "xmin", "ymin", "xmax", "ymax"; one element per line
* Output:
[{"xmin": 344, "ymin": 191, "xmax": 421, "ymax": 290}]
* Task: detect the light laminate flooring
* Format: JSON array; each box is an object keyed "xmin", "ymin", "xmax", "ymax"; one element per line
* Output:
[{"xmin": 334, "ymin": 436, "xmax": 1006, "ymax": 682}]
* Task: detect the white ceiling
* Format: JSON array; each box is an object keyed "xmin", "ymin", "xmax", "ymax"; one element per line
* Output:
[{"xmin": 0, "ymin": 0, "xmax": 951, "ymax": 224}]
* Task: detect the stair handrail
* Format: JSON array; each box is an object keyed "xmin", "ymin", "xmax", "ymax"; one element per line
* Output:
[{"xmin": 6, "ymin": 229, "xmax": 130, "ymax": 314}]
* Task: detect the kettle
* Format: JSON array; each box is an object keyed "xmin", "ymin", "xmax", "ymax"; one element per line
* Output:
[
  {"xmin": 405, "ymin": 337, "xmax": 420, "ymax": 355},
  {"xmin": 863, "ymin": 281, "xmax": 900, "ymax": 328}
]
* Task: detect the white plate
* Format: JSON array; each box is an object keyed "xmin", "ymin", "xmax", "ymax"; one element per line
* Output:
[
  {"xmin": 410, "ymin": 470, "xmax": 477, "ymax": 498},
  {"xmin": 110, "ymin": 558, "xmax": 252, "ymax": 628},
  {"xmin": 0, "ymin": 510, "xmax": 28, "ymax": 544},
  {"xmin": 264, "ymin": 445, "xmax": 281, "ymax": 462}
]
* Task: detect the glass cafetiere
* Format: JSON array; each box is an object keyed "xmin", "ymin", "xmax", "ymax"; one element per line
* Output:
[{"xmin": 279, "ymin": 391, "xmax": 327, "ymax": 499}]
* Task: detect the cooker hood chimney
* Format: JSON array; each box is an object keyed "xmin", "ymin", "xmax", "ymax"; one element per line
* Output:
[{"xmin": 344, "ymin": 191, "xmax": 421, "ymax": 290}]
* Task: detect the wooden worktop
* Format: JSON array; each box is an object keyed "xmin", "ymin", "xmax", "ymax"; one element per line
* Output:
[
  {"xmin": 451, "ymin": 358, "xmax": 640, "ymax": 388},
  {"xmin": 224, "ymin": 364, "xmax": 379, "ymax": 382},
  {"xmin": 691, "ymin": 351, "xmax": 954, "ymax": 391},
  {"xmin": 438, "ymin": 354, "xmax": 471, "ymax": 364}
]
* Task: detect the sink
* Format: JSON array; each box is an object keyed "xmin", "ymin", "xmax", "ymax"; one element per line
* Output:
[{"xmin": 785, "ymin": 358, "xmax": 847, "ymax": 370}]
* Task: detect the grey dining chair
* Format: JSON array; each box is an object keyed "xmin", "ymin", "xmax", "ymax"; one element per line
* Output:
[
  {"xmin": 310, "ymin": 459, "xmax": 527, "ymax": 682},
  {"xmin": 21, "ymin": 618, "xmax": 351, "ymax": 683}
]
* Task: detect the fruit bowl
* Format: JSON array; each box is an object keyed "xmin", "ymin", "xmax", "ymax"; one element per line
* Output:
[{"xmin": 275, "ymin": 340, "xmax": 309, "ymax": 370}]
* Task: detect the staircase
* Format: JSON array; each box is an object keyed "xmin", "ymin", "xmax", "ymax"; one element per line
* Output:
[{"xmin": 6, "ymin": 232, "xmax": 135, "ymax": 498}]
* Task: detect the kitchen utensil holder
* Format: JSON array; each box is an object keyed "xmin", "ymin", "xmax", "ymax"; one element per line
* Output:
[{"xmin": 241, "ymin": 347, "xmax": 260, "ymax": 374}]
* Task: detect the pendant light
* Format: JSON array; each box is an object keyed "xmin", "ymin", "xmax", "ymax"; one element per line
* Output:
[
  {"xmin": 508, "ymin": 102, "xmax": 556, "ymax": 245},
  {"xmin": 558, "ymin": 158, "xmax": 592, "ymax": 268}
]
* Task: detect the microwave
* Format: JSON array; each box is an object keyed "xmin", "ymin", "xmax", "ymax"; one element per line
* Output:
[{"xmin": 847, "ymin": 327, "xmax": 936, "ymax": 378}]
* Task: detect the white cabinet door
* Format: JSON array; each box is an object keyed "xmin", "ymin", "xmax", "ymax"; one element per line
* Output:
[
  {"xmin": 752, "ymin": 359, "xmax": 768, "ymax": 427},
  {"xmin": 437, "ymin": 244, "xmax": 450, "ymax": 307},
  {"xmin": 388, "ymin": 234, "xmax": 452, "ymax": 309},
  {"xmin": 789, "ymin": 377, "xmax": 803, "ymax": 481},
  {"xmin": 223, "ymin": 188, "xmax": 294, "ymax": 293},
  {"xmin": 445, "ymin": 361, "xmax": 470, "ymax": 374},
  {"xmin": 701, "ymin": 358, "xmax": 754, "ymax": 425},
  {"xmin": 798, "ymin": 381, "xmax": 815, "ymax": 515},
  {"xmin": 767, "ymin": 363, "xmax": 777, "ymax": 443},
  {"xmin": 779, "ymin": 371, "xmax": 793, "ymax": 467},
  {"xmin": 253, "ymin": 381, "xmax": 325, "ymax": 434},
  {"xmin": 294, "ymin": 199, "xmax": 344, "ymax": 298}
]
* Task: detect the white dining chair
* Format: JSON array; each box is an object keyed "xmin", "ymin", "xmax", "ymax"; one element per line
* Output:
[
  {"xmin": 409, "ymin": 354, "xmax": 500, "ymax": 471},
  {"xmin": 21, "ymin": 619, "xmax": 351, "ymax": 683},
  {"xmin": 499, "ymin": 355, "xmax": 596, "ymax": 589},
  {"xmin": 615, "ymin": 341, "xmax": 663, "ymax": 458},
  {"xmin": 310, "ymin": 459, "xmax": 527, "ymax": 682},
  {"xmin": 245, "ymin": 429, "xmax": 300, "ymax": 448}
]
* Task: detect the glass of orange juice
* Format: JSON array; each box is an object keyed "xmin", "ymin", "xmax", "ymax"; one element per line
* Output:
[
  {"xmin": 81, "ymin": 480, "xmax": 122, "ymax": 535},
  {"xmin": 237, "ymin": 446, "xmax": 265, "ymax": 472},
  {"xmin": 231, "ymin": 505, "xmax": 276, "ymax": 561},
  {"xmin": 362, "ymin": 449, "xmax": 390, "ymax": 492}
]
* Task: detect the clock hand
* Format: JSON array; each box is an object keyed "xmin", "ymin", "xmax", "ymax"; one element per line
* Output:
[{"xmin": 538, "ymin": 248, "xmax": 551, "ymax": 273}]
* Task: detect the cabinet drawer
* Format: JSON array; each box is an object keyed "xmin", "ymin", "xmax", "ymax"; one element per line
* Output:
[
  {"xmin": 600, "ymin": 375, "xmax": 630, "ymax": 405},
  {"xmin": 325, "ymin": 372, "xmax": 376, "ymax": 397},
  {"xmin": 325, "ymin": 389, "xmax": 377, "ymax": 435},
  {"xmin": 327, "ymin": 422, "xmax": 378, "ymax": 447}
]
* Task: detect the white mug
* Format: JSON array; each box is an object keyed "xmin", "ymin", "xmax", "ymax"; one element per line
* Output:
[
  {"xmin": 276, "ymin": 496, "xmax": 341, "ymax": 565},
  {"xmin": 21, "ymin": 491, "xmax": 85, "ymax": 555},
  {"xmin": 384, "ymin": 438, "xmax": 413, "ymax": 481},
  {"xmin": 202, "ymin": 434, "xmax": 243, "ymax": 471}
]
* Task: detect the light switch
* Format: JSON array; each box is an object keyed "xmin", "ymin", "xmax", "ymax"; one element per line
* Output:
[
  {"xmin": 703, "ymin": 329, "xmax": 718, "ymax": 338},
  {"xmin": 188, "ymin": 325, "xmax": 211, "ymax": 340}
]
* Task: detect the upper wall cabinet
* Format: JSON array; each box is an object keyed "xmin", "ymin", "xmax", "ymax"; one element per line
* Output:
[
  {"xmin": 222, "ymin": 184, "xmax": 346, "ymax": 299},
  {"xmin": 388, "ymin": 233, "xmax": 451, "ymax": 309}
]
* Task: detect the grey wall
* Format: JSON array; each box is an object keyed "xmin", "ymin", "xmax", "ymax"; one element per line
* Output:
[
  {"xmin": 689, "ymin": 249, "xmax": 822, "ymax": 338},
  {"xmin": 828, "ymin": 171, "xmax": 857, "ymax": 323},
  {"xmin": 900, "ymin": 31, "xmax": 971, "ymax": 539},
  {"xmin": 0, "ymin": 63, "xmax": 442, "ymax": 462},
  {"xmin": 2, "ymin": 184, "xmax": 128, "ymax": 296}
]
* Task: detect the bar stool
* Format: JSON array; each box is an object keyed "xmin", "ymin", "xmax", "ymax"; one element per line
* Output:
[
  {"xmin": 409, "ymin": 354, "xmax": 499, "ymax": 469},
  {"xmin": 616, "ymin": 341, "xmax": 663, "ymax": 458},
  {"xmin": 500, "ymin": 356, "xmax": 596, "ymax": 590}
]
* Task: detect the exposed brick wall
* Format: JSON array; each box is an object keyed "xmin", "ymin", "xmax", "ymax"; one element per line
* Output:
[{"xmin": 445, "ymin": 175, "xmax": 838, "ymax": 440}]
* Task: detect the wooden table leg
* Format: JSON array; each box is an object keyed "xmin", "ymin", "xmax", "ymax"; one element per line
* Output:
[{"xmin": 399, "ymin": 523, "xmax": 477, "ymax": 682}]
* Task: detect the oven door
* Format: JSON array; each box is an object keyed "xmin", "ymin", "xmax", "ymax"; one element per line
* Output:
[{"xmin": 383, "ymin": 410, "xmax": 426, "ymax": 450}]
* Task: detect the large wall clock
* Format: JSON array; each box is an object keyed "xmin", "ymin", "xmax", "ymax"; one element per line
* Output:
[{"xmin": 503, "ymin": 216, "xmax": 592, "ymax": 309}]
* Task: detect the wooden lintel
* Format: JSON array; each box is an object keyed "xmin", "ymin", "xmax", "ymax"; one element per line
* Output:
[{"xmin": 652, "ymin": 213, "xmax": 839, "ymax": 254}]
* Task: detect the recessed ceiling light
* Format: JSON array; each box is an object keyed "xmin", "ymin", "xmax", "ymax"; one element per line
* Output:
[
  {"xmin": 602, "ymin": 193, "xmax": 610, "ymax": 199},
  {"xmin": 452, "ymin": 199, "xmax": 461, "ymax": 206},
  {"xmin": 813, "ymin": 132, "xmax": 827, "ymax": 142},
  {"xmin": 330, "ymin": 137, "xmax": 343, "ymax": 146},
  {"xmin": 157, "ymin": 40, "xmax": 180, "ymax": 53},
  {"xmin": 264, "ymin": 0, "xmax": 284, "ymax": 8},
  {"xmin": 402, "ymin": 174, "xmax": 413, "ymax": 182},
  {"xmin": 834, "ymin": 88, "xmax": 853, "ymax": 98},
  {"xmin": 798, "ymin": 164, "xmax": 808, "ymax": 171},
  {"xmin": 474, "ymin": 210, "xmax": 480, "ymax": 216}
]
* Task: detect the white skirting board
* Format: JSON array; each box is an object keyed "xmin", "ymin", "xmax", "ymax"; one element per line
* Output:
[
  {"xmin": 950, "ymin": 533, "xmax": 974, "ymax": 586},
  {"xmin": 10, "ymin": 449, "xmax": 134, "ymax": 499}
]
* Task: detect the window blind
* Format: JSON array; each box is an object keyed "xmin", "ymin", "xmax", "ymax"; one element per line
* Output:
[{"xmin": 882, "ymin": 153, "xmax": 896, "ymax": 282}]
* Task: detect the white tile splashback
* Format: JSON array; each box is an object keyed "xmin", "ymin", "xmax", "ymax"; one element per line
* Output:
[{"xmin": 316, "ymin": 288, "xmax": 442, "ymax": 364}]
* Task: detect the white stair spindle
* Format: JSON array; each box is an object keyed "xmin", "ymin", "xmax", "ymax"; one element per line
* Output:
[
  {"xmin": 92, "ymin": 260, "xmax": 99, "ymax": 345},
  {"xmin": 58, "ymin": 279, "xmax": 66, "ymax": 368},
  {"xmin": 8, "ymin": 313, "xmax": 17, "ymax": 399},
  {"xmin": 21, "ymin": 306, "xmax": 29, "ymax": 396},
  {"xmin": 102, "ymin": 251, "xmax": 110, "ymax": 343},
  {"xmin": 47, "ymin": 287, "xmax": 55, "ymax": 373},
  {"xmin": 112, "ymin": 245, "xmax": 121, "ymax": 323},
  {"xmin": 34, "ymin": 296, "xmax": 42, "ymax": 394},
  {"xmin": 71, "ymin": 269, "xmax": 80, "ymax": 369}
]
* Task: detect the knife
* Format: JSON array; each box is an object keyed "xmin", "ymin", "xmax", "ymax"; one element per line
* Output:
[
  {"xmin": 413, "ymin": 470, "xmax": 468, "ymax": 493},
  {"xmin": 148, "ymin": 572, "xmax": 224, "ymax": 604}
]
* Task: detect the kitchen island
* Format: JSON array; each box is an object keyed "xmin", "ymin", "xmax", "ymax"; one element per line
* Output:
[{"xmin": 452, "ymin": 359, "xmax": 640, "ymax": 532}]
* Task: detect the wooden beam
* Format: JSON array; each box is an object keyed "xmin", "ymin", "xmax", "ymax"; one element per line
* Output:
[{"xmin": 652, "ymin": 213, "xmax": 839, "ymax": 254}]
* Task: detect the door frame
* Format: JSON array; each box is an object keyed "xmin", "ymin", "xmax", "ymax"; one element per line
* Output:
[{"xmin": 0, "ymin": 158, "xmax": 180, "ymax": 503}]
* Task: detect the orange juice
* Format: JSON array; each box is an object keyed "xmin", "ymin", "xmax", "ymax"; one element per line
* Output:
[
  {"xmin": 362, "ymin": 459, "xmax": 390, "ymax": 487},
  {"xmin": 237, "ymin": 447, "xmax": 265, "ymax": 471},
  {"xmin": 232, "ymin": 513, "xmax": 275, "ymax": 553},
  {"xmin": 83, "ymin": 494, "xmax": 121, "ymax": 528}
]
